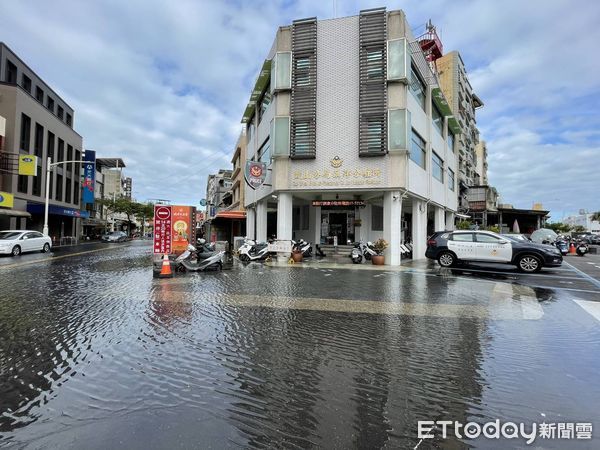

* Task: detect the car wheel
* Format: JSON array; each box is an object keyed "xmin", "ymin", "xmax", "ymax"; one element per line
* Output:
[
  {"xmin": 11, "ymin": 245, "xmax": 21, "ymax": 257},
  {"xmin": 41, "ymin": 243, "xmax": 50, "ymax": 253},
  {"xmin": 517, "ymin": 255, "xmax": 542, "ymax": 273},
  {"xmin": 438, "ymin": 251, "xmax": 456, "ymax": 268}
]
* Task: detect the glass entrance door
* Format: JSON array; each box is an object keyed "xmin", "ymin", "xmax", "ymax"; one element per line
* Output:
[{"xmin": 328, "ymin": 213, "xmax": 347, "ymax": 244}]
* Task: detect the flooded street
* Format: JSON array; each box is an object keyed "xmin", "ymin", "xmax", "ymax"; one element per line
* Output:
[{"xmin": 1, "ymin": 242, "xmax": 599, "ymax": 448}]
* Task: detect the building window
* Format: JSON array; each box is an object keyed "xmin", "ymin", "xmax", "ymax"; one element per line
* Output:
[
  {"xmin": 75, "ymin": 150, "xmax": 81, "ymax": 177},
  {"xmin": 20, "ymin": 114, "xmax": 31, "ymax": 152},
  {"xmin": 67, "ymin": 145, "xmax": 73, "ymax": 175},
  {"xmin": 366, "ymin": 48, "xmax": 384, "ymax": 79},
  {"xmin": 66, "ymin": 113, "xmax": 72, "ymax": 127},
  {"xmin": 258, "ymin": 91, "xmax": 271, "ymax": 123},
  {"xmin": 21, "ymin": 74, "xmax": 32, "ymax": 93},
  {"xmin": 258, "ymin": 139, "xmax": 271, "ymax": 165},
  {"xmin": 55, "ymin": 174, "xmax": 63, "ymax": 201},
  {"xmin": 410, "ymin": 129, "xmax": 426, "ymax": 169},
  {"xmin": 5, "ymin": 60, "xmax": 17, "ymax": 84},
  {"xmin": 388, "ymin": 109, "xmax": 410, "ymax": 151},
  {"xmin": 17, "ymin": 175, "xmax": 28, "ymax": 194},
  {"xmin": 73, "ymin": 181, "xmax": 79, "ymax": 205},
  {"xmin": 65, "ymin": 178, "xmax": 72, "ymax": 203},
  {"xmin": 295, "ymin": 58, "xmax": 311, "ymax": 87},
  {"xmin": 367, "ymin": 118, "xmax": 384, "ymax": 151},
  {"xmin": 271, "ymin": 116, "xmax": 290, "ymax": 157},
  {"xmin": 432, "ymin": 151, "xmax": 444, "ymax": 183},
  {"xmin": 58, "ymin": 139, "xmax": 64, "ymax": 162},
  {"xmin": 47, "ymin": 131, "xmax": 55, "ymax": 162},
  {"xmin": 293, "ymin": 121, "xmax": 311, "ymax": 156},
  {"xmin": 372, "ymin": 205, "xmax": 384, "ymax": 231},
  {"xmin": 432, "ymin": 102, "xmax": 443, "ymax": 136},
  {"xmin": 271, "ymin": 51, "xmax": 292, "ymax": 91},
  {"xmin": 57, "ymin": 106, "xmax": 64, "ymax": 121},
  {"xmin": 32, "ymin": 167, "xmax": 42, "ymax": 196},
  {"xmin": 34, "ymin": 123, "xmax": 44, "ymax": 157},
  {"xmin": 35, "ymin": 86, "xmax": 44, "ymax": 103},
  {"xmin": 448, "ymin": 168, "xmax": 455, "ymax": 191},
  {"xmin": 409, "ymin": 65, "xmax": 426, "ymax": 110},
  {"xmin": 447, "ymin": 132, "xmax": 455, "ymax": 153},
  {"xmin": 46, "ymin": 97, "xmax": 55, "ymax": 113}
]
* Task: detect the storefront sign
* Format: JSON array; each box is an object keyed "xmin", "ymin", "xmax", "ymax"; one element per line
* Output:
[
  {"xmin": 82, "ymin": 150, "xmax": 96, "ymax": 205},
  {"xmin": 0, "ymin": 191, "xmax": 14, "ymax": 208},
  {"xmin": 292, "ymin": 167, "xmax": 383, "ymax": 188},
  {"xmin": 18, "ymin": 155, "xmax": 38, "ymax": 176},
  {"xmin": 153, "ymin": 205, "xmax": 172, "ymax": 255},
  {"xmin": 312, "ymin": 200, "xmax": 365, "ymax": 207},
  {"xmin": 245, "ymin": 161, "xmax": 267, "ymax": 190},
  {"xmin": 172, "ymin": 205, "xmax": 197, "ymax": 254},
  {"xmin": 196, "ymin": 211, "xmax": 205, "ymax": 223}
]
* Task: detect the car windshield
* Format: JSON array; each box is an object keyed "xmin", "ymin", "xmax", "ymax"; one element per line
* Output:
[{"xmin": 0, "ymin": 231, "xmax": 22, "ymax": 240}]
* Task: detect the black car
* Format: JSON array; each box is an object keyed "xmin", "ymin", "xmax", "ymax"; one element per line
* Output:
[{"xmin": 425, "ymin": 230, "xmax": 563, "ymax": 273}]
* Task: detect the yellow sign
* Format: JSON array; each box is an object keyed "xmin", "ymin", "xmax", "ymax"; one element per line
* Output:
[
  {"xmin": 0, "ymin": 191, "xmax": 14, "ymax": 208},
  {"xmin": 18, "ymin": 155, "xmax": 38, "ymax": 176}
]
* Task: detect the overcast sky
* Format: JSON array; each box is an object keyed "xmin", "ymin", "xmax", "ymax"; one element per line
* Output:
[{"xmin": 1, "ymin": 0, "xmax": 598, "ymax": 220}]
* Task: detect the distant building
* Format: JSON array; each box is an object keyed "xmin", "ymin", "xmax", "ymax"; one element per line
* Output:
[
  {"xmin": 564, "ymin": 211, "xmax": 600, "ymax": 234},
  {"xmin": 96, "ymin": 157, "xmax": 130, "ymax": 232},
  {"xmin": 0, "ymin": 42, "xmax": 85, "ymax": 239},
  {"xmin": 204, "ymin": 168, "xmax": 234, "ymax": 243},
  {"xmin": 474, "ymin": 141, "xmax": 488, "ymax": 185}
]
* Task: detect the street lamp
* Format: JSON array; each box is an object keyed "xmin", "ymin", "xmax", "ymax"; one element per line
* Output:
[{"xmin": 43, "ymin": 156, "xmax": 95, "ymax": 236}]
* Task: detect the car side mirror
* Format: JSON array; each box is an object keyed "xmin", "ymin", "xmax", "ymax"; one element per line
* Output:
[{"xmin": 21, "ymin": 236, "xmax": 28, "ymax": 240}]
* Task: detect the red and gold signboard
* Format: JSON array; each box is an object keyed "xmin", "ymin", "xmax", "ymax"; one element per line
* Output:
[
  {"xmin": 171, "ymin": 205, "xmax": 197, "ymax": 254},
  {"xmin": 153, "ymin": 205, "xmax": 172, "ymax": 255}
]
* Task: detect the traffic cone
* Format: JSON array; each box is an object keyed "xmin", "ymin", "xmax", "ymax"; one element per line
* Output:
[
  {"xmin": 568, "ymin": 243, "xmax": 576, "ymax": 255},
  {"xmin": 159, "ymin": 254, "xmax": 173, "ymax": 278}
]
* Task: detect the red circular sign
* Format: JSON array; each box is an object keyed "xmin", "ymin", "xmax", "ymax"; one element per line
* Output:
[
  {"xmin": 156, "ymin": 206, "xmax": 171, "ymax": 220},
  {"xmin": 250, "ymin": 164, "xmax": 263, "ymax": 177}
]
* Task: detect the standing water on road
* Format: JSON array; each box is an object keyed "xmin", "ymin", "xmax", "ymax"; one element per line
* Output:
[{"xmin": 0, "ymin": 243, "xmax": 599, "ymax": 448}]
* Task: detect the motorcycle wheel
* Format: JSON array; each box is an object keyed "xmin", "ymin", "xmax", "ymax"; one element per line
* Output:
[
  {"xmin": 364, "ymin": 253, "xmax": 371, "ymax": 261},
  {"xmin": 352, "ymin": 255, "xmax": 363, "ymax": 264}
]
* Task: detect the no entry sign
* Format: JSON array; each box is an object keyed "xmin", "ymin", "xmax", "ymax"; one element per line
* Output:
[{"xmin": 153, "ymin": 205, "xmax": 172, "ymax": 255}]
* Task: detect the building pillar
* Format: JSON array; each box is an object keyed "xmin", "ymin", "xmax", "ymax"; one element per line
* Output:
[
  {"xmin": 383, "ymin": 191, "xmax": 402, "ymax": 266},
  {"xmin": 277, "ymin": 192, "xmax": 293, "ymax": 241},
  {"xmin": 313, "ymin": 205, "xmax": 321, "ymax": 245},
  {"xmin": 256, "ymin": 200, "xmax": 267, "ymax": 243},
  {"xmin": 411, "ymin": 199, "xmax": 427, "ymax": 260},
  {"xmin": 246, "ymin": 207, "xmax": 256, "ymax": 240},
  {"xmin": 498, "ymin": 212, "xmax": 503, "ymax": 233},
  {"xmin": 445, "ymin": 211, "xmax": 455, "ymax": 231},
  {"xmin": 434, "ymin": 206, "xmax": 445, "ymax": 232},
  {"xmin": 536, "ymin": 215, "xmax": 541, "ymax": 230}
]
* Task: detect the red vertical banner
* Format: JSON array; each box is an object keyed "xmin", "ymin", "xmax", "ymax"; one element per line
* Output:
[{"xmin": 153, "ymin": 205, "xmax": 172, "ymax": 255}]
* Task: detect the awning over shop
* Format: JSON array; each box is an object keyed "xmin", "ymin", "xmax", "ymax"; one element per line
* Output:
[
  {"xmin": 0, "ymin": 208, "xmax": 31, "ymax": 218},
  {"xmin": 431, "ymin": 87, "xmax": 461, "ymax": 135},
  {"xmin": 215, "ymin": 211, "xmax": 246, "ymax": 220},
  {"xmin": 27, "ymin": 203, "xmax": 90, "ymax": 218}
]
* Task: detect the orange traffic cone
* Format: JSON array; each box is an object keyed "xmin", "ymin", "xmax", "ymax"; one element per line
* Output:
[
  {"xmin": 159, "ymin": 254, "xmax": 173, "ymax": 278},
  {"xmin": 568, "ymin": 243, "xmax": 576, "ymax": 255}
]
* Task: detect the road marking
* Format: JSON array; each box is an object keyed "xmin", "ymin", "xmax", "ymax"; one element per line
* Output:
[
  {"xmin": 438, "ymin": 266, "xmax": 582, "ymax": 279},
  {"xmin": 563, "ymin": 261, "xmax": 600, "ymax": 290},
  {"xmin": 151, "ymin": 290, "xmax": 542, "ymax": 321},
  {"xmin": 0, "ymin": 246, "xmax": 124, "ymax": 270},
  {"xmin": 573, "ymin": 300, "xmax": 600, "ymax": 323}
]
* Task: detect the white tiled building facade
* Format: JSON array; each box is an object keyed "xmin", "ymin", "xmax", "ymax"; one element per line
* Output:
[{"xmin": 241, "ymin": 9, "xmax": 461, "ymax": 265}]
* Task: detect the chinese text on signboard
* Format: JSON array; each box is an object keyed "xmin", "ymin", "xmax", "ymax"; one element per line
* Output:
[{"xmin": 153, "ymin": 205, "xmax": 172, "ymax": 255}]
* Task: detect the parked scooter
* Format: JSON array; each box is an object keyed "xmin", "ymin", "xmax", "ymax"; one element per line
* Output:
[
  {"xmin": 237, "ymin": 237, "xmax": 256, "ymax": 256},
  {"xmin": 239, "ymin": 241, "xmax": 271, "ymax": 262},
  {"xmin": 292, "ymin": 239, "xmax": 312, "ymax": 257},
  {"xmin": 174, "ymin": 244, "xmax": 224, "ymax": 272},
  {"xmin": 350, "ymin": 241, "xmax": 377, "ymax": 264},
  {"xmin": 575, "ymin": 240, "xmax": 589, "ymax": 256}
]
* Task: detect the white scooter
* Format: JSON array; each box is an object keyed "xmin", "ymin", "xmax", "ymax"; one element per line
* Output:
[
  {"xmin": 350, "ymin": 241, "xmax": 377, "ymax": 264},
  {"xmin": 292, "ymin": 239, "xmax": 312, "ymax": 257},
  {"xmin": 175, "ymin": 244, "xmax": 224, "ymax": 272},
  {"xmin": 239, "ymin": 241, "xmax": 270, "ymax": 262},
  {"xmin": 237, "ymin": 237, "xmax": 256, "ymax": 256}
]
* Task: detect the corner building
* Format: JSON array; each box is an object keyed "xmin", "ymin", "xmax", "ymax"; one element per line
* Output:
[{"xmin": 242, "ymin": 8, "xmax": 460, "ymax": 265}]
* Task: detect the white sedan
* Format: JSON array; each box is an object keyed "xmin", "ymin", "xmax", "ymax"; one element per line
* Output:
[{"xmin": 0, "ymin": 230, "xmax": 52, "ymax": 256}]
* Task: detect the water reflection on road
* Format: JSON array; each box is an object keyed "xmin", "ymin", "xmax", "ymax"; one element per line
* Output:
[{"xmin": 0, "ymin": 243, "xmax": 598, "ymax": 448}]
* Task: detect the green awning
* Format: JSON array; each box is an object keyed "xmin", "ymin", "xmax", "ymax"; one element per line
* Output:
[
  {"xmin": 241, "ymin": 59, "xmax": 272, "ymax": 123},
  {"xmin": 431, "ymin": 87, "xmax": 453, "ymax": 117},
  {"xmin": 431, "ymin": 86, "xmax": 462, "ymax": 135}
]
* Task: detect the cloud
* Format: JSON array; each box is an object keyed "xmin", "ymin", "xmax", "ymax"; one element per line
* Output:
[{"xmin": 1, "ymin": 0, "xmax": 598, "ymax": 218}]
